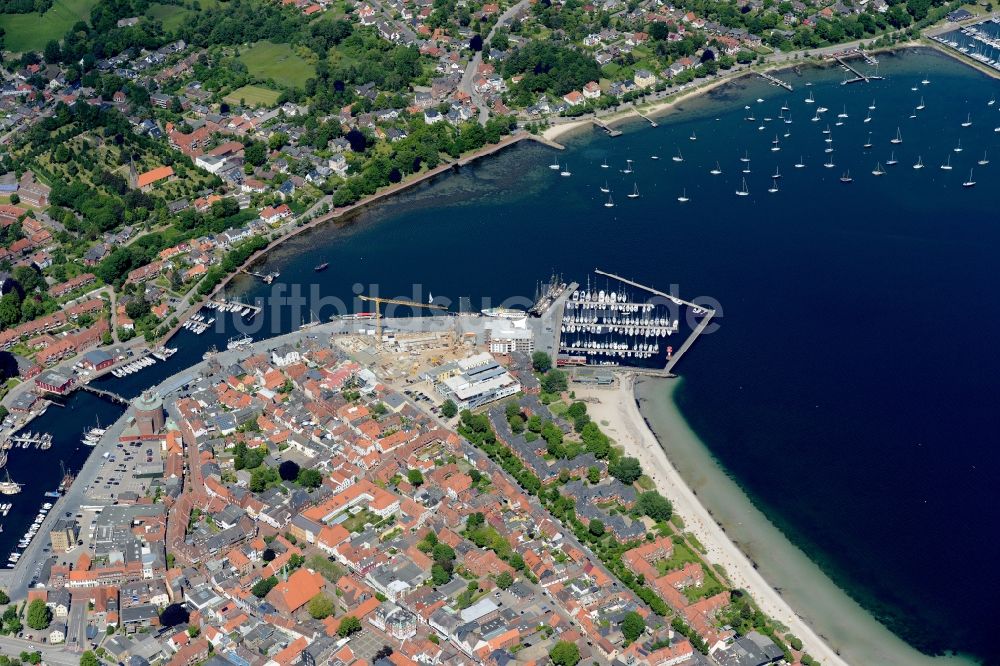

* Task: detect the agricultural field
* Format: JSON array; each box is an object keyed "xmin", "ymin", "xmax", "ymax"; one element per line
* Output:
[
  {"xmin": 0, "ymin": 0, "xmax": 98, "ymax": 53},
  {"xmin": 224, "ymin": 84, "xmax": 281, "ymax": 107},
  {"xmin": 238, "ymin": 40, "xmax": 316, "ymax": 90},
  {"xmin": 145, "ymin": 0, "xmax": 220, "ymax": 34}
]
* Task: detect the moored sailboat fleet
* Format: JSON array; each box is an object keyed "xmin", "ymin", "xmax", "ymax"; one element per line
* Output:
[{"xmin": 549, "ymin": 74, "xmax": 988, "ymax": 200}]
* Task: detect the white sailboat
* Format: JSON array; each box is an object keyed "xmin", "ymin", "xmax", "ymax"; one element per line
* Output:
[
  {"xmin": 869, "ymin": 98, "xmax": 876, "ymax": 110},
  {"xmin": 549, "ymin": 157, "xmax": 560, "ymax": 170},
  {"xmin": 772, "ymin": 166, "xmax": 781, "ymax": 179},
  {"xmin": 604, "ymin": 195, "xmax": 615, "ymax": 208},
  {"xmin": 837, "ymin": 105, "xmax": 848, "ymax": 119},
  {"xmin": 916, "ymin": 97, "xmax": 925, "ymax": 111},
  {"xmin": 961, "ymin": 112, "xmax": 972, "ymax": 128},
  {"xmin": 768, "ymin": 178, "xmax": 779, "ymax": 193},
  {"xmin": 805, "ymin": 91, "xmax": 815, "ymax": 104},
  {"xmin": 940, "ymin": 154, "xmax": 953, "ymax": 170},
  {"xmin": 600, "ymin": 181, "xmax": 610, "ymax": 193},
  {"xmin": 954, "ymin": 139, "xmax": 963, "ymax": 153},
  {"xmin": 872, "ymin": 162, "xmax": 885, "ymax": 176},
  {"xmin": 989, "ymin": 96, "xmax": 996, "ymax": 106},
  {"xmin": 627, "ymin": 184, "xmax": 639, "ymax": 199},
  {"xmin": 863, "ymin": 132, "xmax": 873, "ymax": 149},
  {"xmin": 690, "ymin": 131, "xmax": 697, "ymax": 141},
  {"xmin": 560, "ymin": 164, "xmax": 571, "ymax": 176},
  {"xmin": 864, "ymin": 111, "xmax": 872, "ymax": 124},
  {"xmin": 824, "ymin": 158, "xmax": 836, "ymax": 169},
  {"xmin": 890, "ymin": 128, "xmax": 902, "ymax": 144},
  {"xmin": 600, "ymin": 158, "xmax": 609, "ymax": 169},
  {"xmin": 672, "ymin": 148, "xmax": 684, "ymax": 162},
  {"xmin": 710, "ymin": 161, "xmax": 722, "ymax": 175},
  {"xmin": 887, "ymin": 151, "xmax": 898, "ymax": 166},
  {"xmin": 921, "ymin": 76, "xmax": 930, "ymax": 85},
  {"xmin": 622, "ymin": 159, "xmax": 633, "ymax": 174},
  {"xmin": 742, "ymin": 160, "xmax": 751, "ymax": 174},
  {"xmin": 839, "ymin": 170, "xmax": 853, "ymax": 183},
  {"xmin": 677, "ymin": 188, "xmax": 689, "ymax": 203},
  {"xmin": 913, "ymin": 155, "xmax": 924, "ymax": 169},
  {"xmin": 735, "ymin": 177, "xmax": 750, "ymax": 196},
  {"xmin": 978, "ymin": 150, "xmax": 989, "ymax": 166},
  {"xmin": 794, "ymin": 156, "xmax": 805, "ymax": 168},
  {"xmin": 740, "ymin": 150, "xmax": 750, "ymax": 163},
  {"xmin": 963, "ymin": 168, "xmax": 976, "ymax": 187}
]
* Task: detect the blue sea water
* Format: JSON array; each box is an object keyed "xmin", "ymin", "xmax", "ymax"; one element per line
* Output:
[{"xmin": 71, "ymin": 46, "xmax": 1000, "ymax": 662}]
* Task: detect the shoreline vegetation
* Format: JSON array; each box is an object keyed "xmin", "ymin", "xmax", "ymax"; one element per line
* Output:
[{"xmin": 578, "ymin": 376, "xmax": 976, "ymax": 666}]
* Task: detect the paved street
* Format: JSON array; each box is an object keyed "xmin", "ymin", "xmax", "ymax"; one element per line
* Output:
[{"xmin": 0, "ymin": 635, "xmax": 80, "ymax": 666}]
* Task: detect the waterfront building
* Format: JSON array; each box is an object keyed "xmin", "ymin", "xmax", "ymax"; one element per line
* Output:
[
  {"xmin": 49, "ymin": 518, "xmax": 80, "ymax": 553},
  {"xmin": 133, "ymin": 390, "xmax": 166, "ymax": 435},
  {"xmin": 424, "ymin": 352, "xmax": 521, "ymax": 410},
  {"xmin": 486, "ymin": 319, "xmax": 535, "ymax": 355},
  {"xmin": 82, "ymin": 349, "xmax": 115, "ymax": 371},
  {"xmin": 34, "ymin": 369, "xmax": 74, "ymax": 394}
]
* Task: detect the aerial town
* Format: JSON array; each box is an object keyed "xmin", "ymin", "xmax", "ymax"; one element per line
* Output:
[{"xmin": 0, "ymin": 316, "xmax": 808, "ymax": 666}]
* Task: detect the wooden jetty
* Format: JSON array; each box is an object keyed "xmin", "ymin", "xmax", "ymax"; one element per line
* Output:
[
  {"xmin": 79, "ymin": 384, "xmax": 130, "ymax": 406},
  {"xmin": 636, "ymin": 113, "xmax": 658, "ymax": 127},
  {"xmin": 592, "ymin": 119, "xmax": 623, "ymax": 137},
  {"xmin": 757, "ymin": 71, "xmax": 794, "ymax": 91}
]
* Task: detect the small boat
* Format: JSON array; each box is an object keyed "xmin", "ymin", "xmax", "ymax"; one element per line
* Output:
[
  {"xmin": 864, "ymin": 112, "xmax": 872, "ymax": 124},
  {"xmin": 735, "ymin": 177, "xmax": 750, "ymax": 196},
  {"xmin": 824, "ymin": 159, "xmax": 836, "ymax": 169},
  {"xmin": 811, "ymin": 114, "xmax": 821, "ymax": 122},
  {"xmin": 742, "ymin": 160, "xmax": 751, "ymax": 174},
  {"xmin": 560, "ymin": 164, "xmax": 571, "ymax": 176},
  {"xmin": 978, "ymin": 150, "xmax": 989, "ymax": 166},
  {"xmin": 837, "ymin": 105, "xmax": 848, "ymax": 119},
  {"xmin": 940, "ymin": 154, "xmax": 952, "ymax": 170},
  {"xmin": 913, "ymin": 156, "xmax": 924, "ymax": 170},
  {"xmin": 869, "ymin": 99, "xmax": 876, "ymax": 110},
  {"xmin": 890, "ymin": 128, "xmax": 902, "ymax": 144},
  {"xmin": 651, "ymin": 155, "xmax": 659, "ymax": 160},
  {"xmin": 872, "ymin": 162, "xmax": 885, "ymax": 176},
  {"xmin": 916, "ymin": 97, "xmax": 925, "ymax": 111},
  {"xmin": 600, "ymin": 181, "xmax": 610, "ymax": 193},
  {"xmin": 314, "ymin": 262, "xmax": 329, "ymax": 272},
  {"xmin": 805, "ymin": 92, "xmax": 815, "ymax": 104},
  {"xmin": 954, "ymin": 139, "xmax": 963, "ymax": 153},
  {"xmin": 549, "ymin": 158, "xmax": 560, "ymax": 170},
  {"xmin": 740, "ymin": 150, "xmax": 750, "ymax": 163},
  {"xmin": 677, "ymin": 188, "xmax": 689, "ymax": 203},
  {"xmin": 909, "ymin": 109, "xmax": 917, "ymax": 119},
  {"xmin": 627, "ymin": 184, "xmax": 639, "ymax": 199},
  {"xmin": 767, "ymin": 178, "xmax": 779, "ymax": 194},
  {"xmin": 822, "ymin": 125, "xmax": 831, "ymax": 135},
  {"xmin": 911, "ymin": 84, "xmax": 918, "ymax": 91},
  {"xmin": 961, "ymin": 112, "xmax": 972, "ymax": 128},
  {"xmin": 604, "ymin": 195, "xmax": 615, "ymax": 208},
  {"xmin": 672, "ymin": 149, "xmax": 684, "ymax": 162},
  {"xmin": 922, "ymin": 77, "xmax": 930, "ymax": 85},
  {"xmin": 772, "ymin": 166, "xmax": 781, "ymax": 179},
  {"xmin": 794, "ymin": 156, "xmax": 805, "ymax": 168},
  {"xmin": 601, "ymin": 158, "xmax": 609, "ymax": 169},
  {"xmin": 887, "ymin": 151, "xmax": 898, "ymax": 166},
  {"xmin": 622, "ymin": 159, "xmax": 633, "ymax": 174},
  {"xmin": 963, "ymin": 168, "xmax": 976, "ymax": 187},
  {"xmin": 839, "ymin": 170, "xmax": 853, "ymax": 183},
  {"xmin": 989, "ymin": 97, "xmax": 996, "ymax": 106},
  {"xmin": 689, "ymin": 131, "xmax": 697, "ymax": 141},
  {"xmin": 710, "ymin": 161, "xmax": 722, "ymax": 175},
  {"xmin": 863, "ymin": 132, "xmax": 873, "ymax": 149},
  {"xmin": 818, "ymin": 105, "xmax": 829, "ymax": 114},
  {"xmin": 756, "ymin": 97, "xmax": 764, "ymax": 103}
]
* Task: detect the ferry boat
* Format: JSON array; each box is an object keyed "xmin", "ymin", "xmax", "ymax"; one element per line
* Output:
[
  {"xmin": 314, "ymin": 262, "xmax": 329, "ymax": 272},
  {"xmin": 482, "ymin": 307, "xmax": 527, "ymax": 320},
  {"xmin": 0, "ymin": 472, "xmax": 20, "ymax": 495},
  {"xmin": 227, "ymin": 334, "xmax": 253, "ymax": 350}
]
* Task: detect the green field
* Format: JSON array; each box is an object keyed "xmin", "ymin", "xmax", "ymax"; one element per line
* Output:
[
  {"xmin": 145, "ymin": 0, "xmax": 220, "ymax": 33},
  {"xmin": 0, "ymin": 0, "xmax": 98, "ymax": 53},
  {"xmin": 224, "ymin": 84, "xmax": 281, "ymax": 107},
  {"xmin": 238, "ymin": 40, "xmax": 316, "ymax": 89}
]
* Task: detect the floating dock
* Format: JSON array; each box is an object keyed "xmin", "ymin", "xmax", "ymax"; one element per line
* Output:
[
  {"xmin": 593, "ymin": 119, "xmax": 623, "ymax": 137},
  {"xmin": 757, "ymin": 71, "xmax": 793, "ymax": 91}
]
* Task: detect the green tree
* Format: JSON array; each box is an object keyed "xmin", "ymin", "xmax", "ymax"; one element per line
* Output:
[
  {"xmin": 495, "ymin": 571, "xmax": 513, "ymax": 589},
  {"xmin": 622, "ymin": 611, "xmax": 646, "ymax": 642},
  {"xmin": 307, "ymin": 594, "xmax": 334, "ymax": 619},
  {"xmin": 251, "ymin": 576, "xmax": 278, "ymax": 598},
  {"xmin": 431, "ymin": 563, "xmax": 451, "ymax": 585},
  {"xmin": 80, "ymin": 652, "xmax": 100, "ymax": 666},
  {"xmin": 297, "ymin": 468, "xmax": 323, "ymax": 488},
  {"xmin": 549, "ymin": 640, "xmax": 581, "ymax": 666},
  {"xmin": 26, "ymin": 598, "xmax": 51, "ymax": 630},
  {"xmin": 610, "ymin": 457, "xmax": 643, "ymax": 485},
  {"xmin": 440, "ymin": 399, "xmax": 457, "ymax": 418},
  {"xmin": 0, "ymin": 589, "xmax": 8, "ymax": 604},
  {"xmin": 0, "ymin": 292, "xmax": 21, "ymax": 328},
  {"xmin": 338, "ymin": 615, "xmax": 362, "ymax": 637},
  {"xmin": 407, "ymin": 468, "xmax": 424, "ymax": 487},
  {"xmin": 588, "ymin": 519, "xmax": 605, "ymax": 537},
  {"xmin": 637, "ymin": 491, "xmax": 673, "ymax": 521},
  {"xmin": 541, "ymin": 369, "xmax": 568, "ymax": 394},
  {"xmin": 531, "ymin": 351, "xmax": 552, "ymax": 373},
  {"xmin": 587, "ymin": 466, "xmax": 601, "ymax": 484}
]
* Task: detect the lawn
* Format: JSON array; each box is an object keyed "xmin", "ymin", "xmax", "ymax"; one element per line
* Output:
[
  {"xmin": 146, "ymin": 0, "xmax": 220, "ymax": 33},
  {"xmin": 0, "ymin": 0, "xmax": 98, "ymax": 53},
  {"xmin": 224, "ymin": 84, "xmax": 282, "ymax": 107},
  {"xmin": 238, "ymin": 41, "xmax": 316, "ymax": 89}
]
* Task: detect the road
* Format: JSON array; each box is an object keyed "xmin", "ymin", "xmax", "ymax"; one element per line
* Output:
[
  {"xmin": 0, "ymin": 635, "xmax": 81, "ymax": 666},
  {"xmin": 460, "ymin": 0, "xmax": 531, "ymax": 123}
]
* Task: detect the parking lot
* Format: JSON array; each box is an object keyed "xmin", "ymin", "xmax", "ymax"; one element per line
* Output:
[{"xmin": 84, "ymin": 440, "xmax": 161, "ymax": 502}]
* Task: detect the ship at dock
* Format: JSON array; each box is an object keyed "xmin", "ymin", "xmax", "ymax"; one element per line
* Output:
[
  {"xmin": 0, "ymin": 471, "xmax": 22, "ymax": 495},
  {"xmin": 481, "ymin": 307, "xmax": 527, "ymax": 320}
]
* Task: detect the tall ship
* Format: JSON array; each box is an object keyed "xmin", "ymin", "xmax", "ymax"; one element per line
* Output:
[
  {"xmin": 481, "ymin": 307, "xmax": 527, "ymax": 320},
  {"xmin": 0, "ymin": 471, "xmax": 21, "ymax": 495}
]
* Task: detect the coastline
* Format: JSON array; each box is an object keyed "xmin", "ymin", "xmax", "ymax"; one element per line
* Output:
[{"xmin": 576, "ymin": 375, "xmax": 975, "ymax": 666}]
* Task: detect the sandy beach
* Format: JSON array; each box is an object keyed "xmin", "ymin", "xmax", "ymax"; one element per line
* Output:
[{"xmin": 575, "ymin": 375, "xmax": 975, "ymax": 666}]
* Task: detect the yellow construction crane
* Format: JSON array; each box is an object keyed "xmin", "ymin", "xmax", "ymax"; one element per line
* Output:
[{"xmin": 358, "ymin": 295, "xmax": 447, "ymax": 344}]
